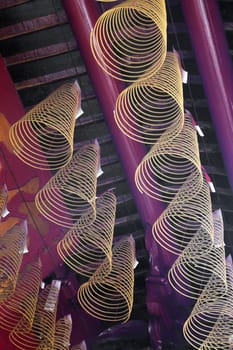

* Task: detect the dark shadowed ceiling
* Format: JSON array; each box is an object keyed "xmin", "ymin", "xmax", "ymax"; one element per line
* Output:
[{"xmin": 0, "ymin": 0, "xmax": 233, "ymax": 349}]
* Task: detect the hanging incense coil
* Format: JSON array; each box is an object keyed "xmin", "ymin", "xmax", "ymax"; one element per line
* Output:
[
  {"xmin": 183, "ymin": 256, "xmax": 233, "ymax": 349},
  {"xmin": 114, "ymin": 52, "xmax": 184, "ymax": 144},
  {"xmin": 10, "ymin": 280, "xmax": 61, "ymax": 349},
  {"xmin": 9, "ymin": 82, "xmax": 80, "ymax": 170},
  {"xmin": 168, "ymin": 209, "xmax": 226, "ymax": 299},
  {"xmin": 90, "ymin": 0, "xmax": 167, "ymax": 82},
  {"xmin": 35, "ymin": 144, "xmax": 99, "ymax": 228},
  {"xmin": 0, "ymin": 184, "xmax": 9, "ymax": 220},
  {"xmin": 57, "ymin": 191, "xmax": 116, "ymax": 277},
  {"xmin": 135, "ymin": 113, "xmax": 202, "ymax": 202},
  {"xmin": 51, "ymin": 315, "xmax": 72, "ymax": 350},
  {"xmin": 152, "ymin": 177, "xmax": 213, "ymax": 254},
  {"xmin": 199, "ymin": 313, "xmax": 233, "ymax": 350},
  {"xmin": 0, "ymin": 220, "xmax": 27, "ymax": 303},
  {"xmin": 78, "ymin": 236, "xmax": 135, "ymax": 322},
  {"xmin": 0, "ymin": 259, "xmax": 41, "ymax": 332}
]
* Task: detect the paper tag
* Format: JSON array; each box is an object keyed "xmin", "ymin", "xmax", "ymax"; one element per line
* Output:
[
  {"xmin": 22, "ymin": 219, "xmax": 29, "ymax": 254},
  {"xmin": 44, "ymin": 280, "xmax": 61, "ymax": 312},
  {"xmin": 1, "ymin": 206, "xmax": 9, "ymax": 218},
  {"xmin": 79, "ymin": 340, "xmax": 87, "ymax": 350},
  {"xmin": 134, "ymin": 258, "xmax": 139, "ymax": 269},
  {"xmin": 64, "ymin": 314, "xmax": 72, "ymax": 325},
  {"xmin": 18, "ymin": 220, "xmax": 29, "ymax": 254},
  {"xmin": 129, "ymin": 234, "xmax": 139, "ymax": 269},
  {"xmin": 41, "ymin": 281, "xmax": 45, "ymax": 289},
  {"xmin": 94, "ymin": 139, "xmax": 104, "ymax": 178},
  {"xmin": 226, "ymin": 254, "xmax": 233, "ymax": 267},
  {"xmin": 185, "ymin": 109, "xmax": 204, "ymax": 137},
  {"xmin": 212, "ymin": 209, "xmax": 225, "ymax": 248},
  {"xmin": 1, "ymin": 184, "xmax": 9, "ymax": 218},
  {"xmin": 202, "ymin": 166, "xmax": 216, "ymax": 193},
  {"xmin": 173, "ymin": 48, "xmax": 188, "ymax": 84},
  {"xmin": 74, "ymin": 80, "xmax": 84, "ymax": 119},
  {"xmin": 194, "ymin": 125, "xmax": 204, "ymax": 137}
]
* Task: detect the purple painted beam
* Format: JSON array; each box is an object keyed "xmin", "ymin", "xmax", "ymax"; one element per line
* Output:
[
  {"xmin": 63, "ymin": 0, "xmax": 183, "ymax": 347},
  {"xmin": 181, "ymin": 0, "xmax": 233, "ymax": 190},
  {"xmin": 62, "ymin": 0, "xmax": 165, "ymax": 251}
]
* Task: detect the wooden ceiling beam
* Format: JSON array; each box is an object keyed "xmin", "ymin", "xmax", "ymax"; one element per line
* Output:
[
  {"xmin": 0, "ymin": 11, "xmax": 67, "ymax": 40},
  {"xmin": 5, "ymin": 40, "xmax": 77, "ymax": 66},
  {"xmin": 0, "ymin": 0, "xmax": 30, "ymax": 10},
  {"xmin": 15, "ymin": 66, "xmax": 86, "ymax": 90}
]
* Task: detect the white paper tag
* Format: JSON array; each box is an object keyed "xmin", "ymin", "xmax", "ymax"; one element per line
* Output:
[
  {"xmin": 208, "ymin": 181, "xmax": 216, "ymax": 193},
  {"xmin": 1, "ymin": 184, "xmax": 9, "ymax": 218},
  {"xmin": 1, "ymin": 206, "xmax": 9, "ymax": 218},
  {"xmin": 74, "ymin": 80, "xmax": 84, "ymax": 119},
  {"xmin": 185, "ymin": 109, "xmax": 204, "ymax": 137},
  {"xmin": 173, "ymin": 48, "xmax": 188, "ymax": 84},
  {"xmin": 213, "ymin": 209, "xmax": 225, "ymax": 248},
  {"xmin": 94, "ymin": 139, "xmax": 104, "ymax": 178},
  {"xmin": 64, "ymin": 314, "xmax": 72, "ymax": 325},
  {"xmin": 44, "ymin": 280, "xmax": 61, "ymax": 312},
  {"xmin": 202, "ymin": 166, "xmax": 216, "ymax": 193},
  {"xmin": 194, "ymin": 125, "xmax": 204, "ymax": 137},
  {"xmin": 226, "ymin": 254, "xmax": 233, "ymax": 267},
  {"xmin": 18, "ymin": 220, "xmax": 29, "ymax": 254}
]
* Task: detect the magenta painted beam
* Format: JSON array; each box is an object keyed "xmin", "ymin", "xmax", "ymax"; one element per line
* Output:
[
  {"xmin": 181, "ymin": 0, "xmax": 233, "ymax": 190},
  {"xmin": 62, "ymin": 0, "xmax": 165, "ymax": 235},
  {"xmin": 63, "ymin": 1, "xmax": 181, "ymax": 346}
]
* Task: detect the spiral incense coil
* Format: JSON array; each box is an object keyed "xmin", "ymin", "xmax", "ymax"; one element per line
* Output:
[
  {"xmin": 183, "ymin": 257, "xmax": 233, "ymax": 349},
  {"xmin": 135, "ymin": 112, "xmax": 202, "ymax": 202},
  {"xmin": 57, "ymin": 191, "xmax": 116, "ymax": 277},
  {"xmin": 168, "ymin": 209, "xmax": 226, "ymax": 299},
  {"xmin": 0, "ymin": 184, "xmax": 8, "ymax": 220},
  {"xmin": 78, "ymin": 236, "xmax": 135, "ymax": 322},
  {"xmin": 0, "ymin": 220, "xmax": 27, "ymax": 302},
  {"xmin": 0, "ymin": 259, "xmax": 41, "ymax": 332},
  {"xmin": 9, "ymin": 82, "xmax": 80, "ymax": 170},
  {"xmin": 35, "ymin": 144, "xmax": 99, "ymax": 228},
  {"xmin": 10, "ymin": 280, "xmax": 61, "ymax": 349},
  {"xmin": 90, "ymin": 0, "xmax": 167, "ymax": 82},
  {"xmin": 152, "ymin": 177, "xmax": 213, "ymax": 255},
  {"xmin": 114, "ymin": 52, "xmax": 184, "ymax": 144},
  {"xmin": 199, "ymin": 313, "xmax": 233, "ymax": 350},
  {"xmin": 52, "ymin": 315, "xmax": 72, "ymax": 350}
]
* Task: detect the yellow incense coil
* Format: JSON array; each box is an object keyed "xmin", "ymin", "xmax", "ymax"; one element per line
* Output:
[
  {"xmin": 9, "ymin": 82, "xmax": 80, "ymax": 170},
  {"xmin": 35, "ymin": 144, "xmax": 99, "ymax": 228},
  {"xmin": 152, "ymin": 177, "xmax": 213, "ymax": 254},
  {"xmin": 10, "ymin": 280, "xmax": 61, "ymax": 349},
  {"xmin": 90, "ymin": 0, "xmax": 167, "ymax": 82},
  {"xmin": 0, "ymin": 260, "xmax": 41, "ymax": 332},
  {"xmin": 135, "ymin": 113, "xmax": 202, "ymax": 202},
  {"xmin": 57, "ymin": 191, "xmax": 116, "ymax": 277},
  {"xmin": 168, "ymin": 209, "xmax": 226, "ymax": 299},
  {"xmin": 114, "ymin": 52, "xmax": 184, "ymax": 144},
  {"xmin": 183, "ymin": 257, "xmax": 233, "ymax": 349},
  {"xmin": 77, "ymin": 236, "xmax": 135, "ymax": 322},
  {"xmin": 199, "ymin": 313, "xmax": 233, "ymax": 350},
  {"xmin": 50, "ymin": 315, "xmax": 72, "ymax": 350},
  {"xmin": 0, "ymin": 220, "xmax": 27, "ymax": 302}
]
